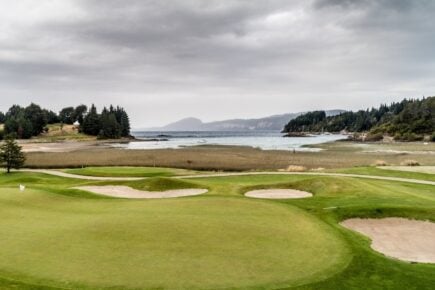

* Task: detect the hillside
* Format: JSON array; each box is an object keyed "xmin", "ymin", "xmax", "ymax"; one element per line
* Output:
[
  {"xmin": 146, "ymin": 110, "xmax": 344, "ymax": 131},
  {"xmin": 34, "ymin": 123, "xmax": 97, "ymax": 142},
  {"xmin": 283, "ymin": 97, "xmax": 435, "ymax": 141}
]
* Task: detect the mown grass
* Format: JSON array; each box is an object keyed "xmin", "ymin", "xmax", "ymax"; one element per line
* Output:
[
  {"xmin": 0, "ymin": 183, "xmax": 349, "ymax": 289},
  {"xmin": 331, "ymin": 166, "xmax": 435, "ymax": 182},
  {"xmin": 63, "ymin": 166, "xmax": 196, "ymax": 177},
  {"xmin": 0, "ymin": 171, "xmax": 434, "ymax": 289}
]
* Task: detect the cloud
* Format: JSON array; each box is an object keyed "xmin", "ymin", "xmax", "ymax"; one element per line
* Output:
[{"xmin": 0, "ymin": 0, "xmax": 434, "ymax": 126}]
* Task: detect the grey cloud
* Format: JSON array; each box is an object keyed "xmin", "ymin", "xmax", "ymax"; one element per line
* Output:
[{"xmin": 0, "ymin": 0, "xmax": 434, "ymax": 126}]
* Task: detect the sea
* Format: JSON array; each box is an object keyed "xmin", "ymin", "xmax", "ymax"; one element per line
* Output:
[{"xmin": 111, "ymin": 131, "xmax": 345, "ymax": 151}]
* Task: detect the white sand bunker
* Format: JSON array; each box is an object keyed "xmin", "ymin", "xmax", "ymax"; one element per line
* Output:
[
  {"xmin": 74, "ymin": 186, "xmax": 208, "ymax": 199},
  {"xmin": 245, "ymin": 189, "xmax": 312, "ymax": 199},
  {"xmin": 342, "ymin": 218, "xmax": 435, "ymax": 263}
]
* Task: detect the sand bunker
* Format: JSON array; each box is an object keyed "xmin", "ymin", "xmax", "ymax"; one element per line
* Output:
[
  {"xmin": 245, "ymin": 189, "xmax": 312, "ymax": 199},
  {"xmin": 74, "ymin": 186, "xmax": 207, "ymax": 199},
  {"xmin": 341, "ymin": 218, "xmax": 435, "ymax": 263}
]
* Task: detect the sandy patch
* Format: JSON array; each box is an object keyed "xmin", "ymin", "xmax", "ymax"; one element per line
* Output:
[
  {"xmin": 341, "ymin": 218, "xmax": 435, "ymax": 263},
  {"xmin": 245, "ymin": 189, "xmax": 312, "ymax": 199},
  {"xmin": 19, "ymin": 141, "xmax": 99, "ymax": 153},
  {"xmin": 379, "ymin": 166, "xmax": 435, "ymax": 174},
  {"xmin": 74, "ymin": 185, "xmax": 207, "ymax": 199}
]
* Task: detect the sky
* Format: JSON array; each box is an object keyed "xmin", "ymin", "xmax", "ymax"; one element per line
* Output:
[{"xmin": 0, "ymin": 0, "xmax": 434, "ymax": 128}]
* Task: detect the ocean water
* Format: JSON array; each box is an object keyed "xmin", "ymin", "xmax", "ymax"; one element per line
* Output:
[{"xmin": 112, "ymin": 131, "xmax": 345, "ymax": 151}]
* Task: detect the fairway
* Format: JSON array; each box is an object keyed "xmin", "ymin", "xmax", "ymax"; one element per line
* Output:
[
  {"xmin": 64, "ymin": 166, "xmax": 194, "ymax": 177},
  {"xmin": 0, "ymin": 169, "xmax": 434, "ymax": 289},
  {"xmin": 0, "ymin": 187, "xmax": 348, "ymax": 289}
]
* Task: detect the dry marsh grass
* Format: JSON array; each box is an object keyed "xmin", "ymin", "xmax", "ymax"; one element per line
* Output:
[
  {"xmin": 400, "ymin": 160, "xmax": 420, "ymax": 166},
  {"xmin": 25, "ymin": 143, "xmax": 435, "ymax": 170}
]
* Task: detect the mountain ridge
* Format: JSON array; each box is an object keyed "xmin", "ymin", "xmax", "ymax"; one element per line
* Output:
[{"xmin": 141, "ymin": 110, "xmax": 345, "ymax": 131}]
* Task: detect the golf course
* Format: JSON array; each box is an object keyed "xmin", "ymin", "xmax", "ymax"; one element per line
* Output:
[{"xmin": 0, "ymin": 166, "xmax": 434, "ymax": 289}]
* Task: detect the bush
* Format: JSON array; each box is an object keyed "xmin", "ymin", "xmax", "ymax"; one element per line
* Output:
[
  {"xmin": 374, "ymin": 160, "xmax": 388, "ymax": 166},
  {"xmin": 394, "ymin": 132, "xmax": 424, "ymax": 142},
  {"xmin": 400, "ymin": 160, "xmax": 420, "ymax": 166},
  {"xmin": 366, "ymin": 132, "xmax": 384, "ymax": 142},
  {"xmin": 286, "ymin": 165, "xmax": 307, "ymax": 172},
  {"xmin": 0, "ymin": 130, "xmax": 3, "ymax": 141},
  {"xmin": 432, "ymin": 133, "xmax": 435, "ymax": 142}
]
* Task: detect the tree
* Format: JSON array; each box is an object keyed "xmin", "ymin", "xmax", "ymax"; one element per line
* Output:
[
  {"xmin": 44, "ymin": 109, "xmax": 59, "ymax": 124},
  {"xmin": 114, "ymin": 106, "xmax": 131, "ymax": 137},
  {"xmin": 0, "ymin": 111, "xmax": 5, "ymax": 123},
  {"xmin": 98, "ymin": 108, "xmax": 121, "ymax": 139},
  {"xmin": 59, "ymin": 107, "xmax": 75, "ymax": 124},
  {"xmin": 82, "ymin": 104, "xmax": 100, "ymax": 135},
  {"xmin": 24, "ymin": 103, "xmax": 47, "ymax": 136},
  {"xmin": 73, "ymin": 105, "xmax": 88, "ymax": 124},
  {"xmin": 4, "ymin": 113, "xmax": 33, "ymax": 139},
  {"xmin": 0, "ymin": 138, "xmax": 26, "ymax": 173}
]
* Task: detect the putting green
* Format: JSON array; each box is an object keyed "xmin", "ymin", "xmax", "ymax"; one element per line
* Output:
[{"xmin": 0, "ymin": 187, "xmax": 349, "ymax": 289}]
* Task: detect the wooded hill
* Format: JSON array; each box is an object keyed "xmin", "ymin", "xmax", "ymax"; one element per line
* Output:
[
  {"xmin": 283, "ymin": 97, "xmax": 435, "ymax": 141},
  {"xmin": 0, "ymin": 103, "xmax": 130, "ymax": 140}
]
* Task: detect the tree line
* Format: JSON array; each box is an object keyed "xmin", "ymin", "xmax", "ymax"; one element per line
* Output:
[
  {"xmin": 283, "ymin": 97, "xmax": 435, "ymax": 141},
  {"xmin": 0, "ymin": 103, "xmax": 131, "ymax": 140}
]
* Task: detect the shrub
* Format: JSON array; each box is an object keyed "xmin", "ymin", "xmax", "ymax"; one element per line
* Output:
[
  {"xmin": 400, "ymin": 160, "xmax": 420, "ymax": 166},
  {"xmin": 374, "ymin": 160, "xmax": 388, "ymax": 166},
  {"xmin": 0, "ymin": 130, "xmax": 3, "ymax": 141},
  {"xmin": 432, "ymin": 133, "xmax": 435, "ymax": 142},
  {"xmin": 365, "ymin": 133, "xmax": 384, "ymax": 142},
  {"xmin": 394, "ymin": 132, "xmax": 424, "ymax": 142},
  {"xmin": 286, "ymin": 165, "xmax": 307, "ymax": 172}
]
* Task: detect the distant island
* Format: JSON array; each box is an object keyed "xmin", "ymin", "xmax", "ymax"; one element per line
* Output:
[
  {"xmin": 283, "ymin": 97, "xmax": 434, "ymax": 142},
  {"xmin": 145, "ymin": 110, "xmax": 344, "ymax": 132}
]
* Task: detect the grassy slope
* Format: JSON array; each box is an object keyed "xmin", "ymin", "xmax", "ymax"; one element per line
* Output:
[
  {"xmin": 33, "ymin": 123, "xmax": 96, "ymax": 142},
  {"xmin": 63, "ymin": 166, "xmax": 197, "ymax": 177},
  {"xmin": 331, "ymin": 166, "xmax": 435, "ymax": 182},
  {"xmin": 0, "ymin": 182, "xmax": 348, "ymax": 289},
  {"xmin": 0, "ymin": 171, "xmax": 434, "ymax": 289}
]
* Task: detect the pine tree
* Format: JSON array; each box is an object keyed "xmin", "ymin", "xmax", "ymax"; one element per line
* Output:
[
  {"xmin": 99, "ymin": 109, "xmax": 121, "ymax": 139},
  {"xmin": 82, "ymin": 104, "xmax": 100, "ymax": 136},
  {"xmin": 0, "ymin": 138, "xmax": 26, "ymax": 173}
]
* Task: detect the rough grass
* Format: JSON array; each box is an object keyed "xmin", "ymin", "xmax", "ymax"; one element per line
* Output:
[
  {"xmin": 0, "ymin": 171, "xmax": 434, "ymax": 289},
  {"xmin": 34, "ymin": 123, "xmax": 96, "ymax": 142},
  {"xmin": 25, "ymin": 141, "xmax": 435, "ymax": 170}
]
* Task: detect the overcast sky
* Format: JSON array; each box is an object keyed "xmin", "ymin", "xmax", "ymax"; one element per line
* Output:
[{"xmin": 0, "ymin": 0, "xmax": 434, "ymax": 127}]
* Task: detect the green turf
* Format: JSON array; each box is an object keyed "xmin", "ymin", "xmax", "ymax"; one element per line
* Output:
[
  {"xmin": 0, "ymin": 171, "xmax": 434, "ymax": 289},
  {"xmin": 0, "ymin": 187, "xmax": 349, "ymax": 289},
  {"xmin": 63, "ymin": 166, "xmax": 196, "ymax": 177},
  {"xmin": 331, "ymin": 166, "xmax": 435, "ymax": 182}
]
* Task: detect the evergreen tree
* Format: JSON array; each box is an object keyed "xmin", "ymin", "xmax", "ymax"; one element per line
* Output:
[
  {"xmin": 4, "ymin": 113, "xmax": 33, "ymax": 139},
  {"xmin": 120, "ymin": 110, "xmax": 131, "ymax": 137},
  {"xmin": 44, "ymin": 110, "xmax": 60, "ymax": 124},
  {"xmin": 0, "ymin": 137, "xmax": 25, "ymax": 173},
  {"xmin": 283, "ymin": 97, "xmax": 434, "ymax": 141},
  {"xmin": 98, "ymin": 108, "xmax": 121, "ymax": 139},
  {"xmin": 0, "ymin": 111, "xmax": 5, "ymax": 123},
  {"xmin": 82, "ymin": 104, "xmax": 100, "ymax": 135},
  {"xmin": 59, "ymin": 107, "xmax": 75, "ymax": 124},
  {"xmin": 73, "ymin": 105, "xmax": 88, "ymax": 124},
  {"xmin": 24, "ymin": 103, "xmax": 47, "ymax": 136}
]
